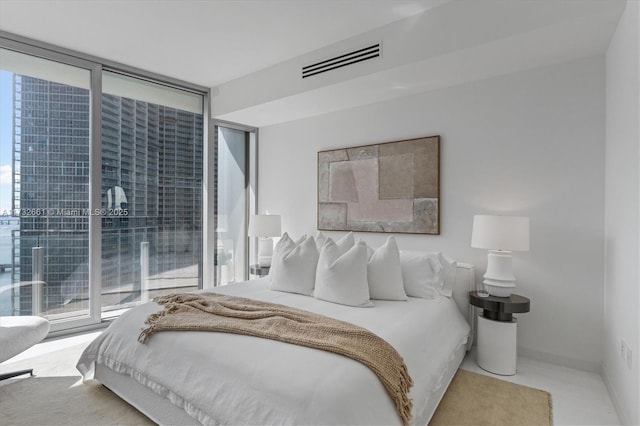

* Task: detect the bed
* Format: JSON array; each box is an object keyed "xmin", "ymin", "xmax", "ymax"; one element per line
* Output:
[{"xmin": 77, "ymin": 253, "xmax": 474, "ymax": 426}]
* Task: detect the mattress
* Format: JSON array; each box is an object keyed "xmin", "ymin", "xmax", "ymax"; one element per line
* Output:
[{"xmin": 78, "ymin": 277, "xmax": 471, "ymax": 425}]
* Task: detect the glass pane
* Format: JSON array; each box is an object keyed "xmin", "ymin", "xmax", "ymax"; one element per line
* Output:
[
  {"xmin": 101, "ymin": 72, "xmax": 203, "ymax": 312},
  {"xmin": 0, "ymin": 48, "xmax": 91, "ymax": 319},
  {"xmin": 215, "ymin": 127, "xmax": 247, "ymax": 286}
]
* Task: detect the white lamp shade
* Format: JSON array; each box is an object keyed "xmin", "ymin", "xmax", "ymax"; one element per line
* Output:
[
  {"xmin": 471, "ymin": 215, "xmax": 529, "ymax": 251},
  {"xmin": 248, "ymin": 215, "xmax": 282, "ymax": 238}
]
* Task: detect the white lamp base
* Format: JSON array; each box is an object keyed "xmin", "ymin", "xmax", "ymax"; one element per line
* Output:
[
  {"xmin": 257, "ymin": 237, "xmax": 273, "ymax": 267},
  {"xmin": 483, "ymin": 250, "xmax": 516, "ymax": 297}
]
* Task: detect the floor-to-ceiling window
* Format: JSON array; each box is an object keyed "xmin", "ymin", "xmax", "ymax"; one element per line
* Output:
[
  {"xmin": 100, "ymin": 71, "xmax": 204, "ymax": 312},
  {"xmin": 0, "ymin": 36, "xmax": 216, "ymax": 332},
  {"xmin": 215, "ymin": 126, "xmax": 248, "ymax": 286},
  {"xmin": 0, "ymin": 47, "xmax": 95, "ymax": 325}
]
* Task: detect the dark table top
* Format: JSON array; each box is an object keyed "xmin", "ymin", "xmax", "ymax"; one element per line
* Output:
[{"xmin": 469, "ymin": 291, "xmax": 530, "ymax": 316}]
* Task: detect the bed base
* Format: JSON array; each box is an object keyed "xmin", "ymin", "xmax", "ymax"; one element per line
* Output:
[
  {"xmin": 96, "ymin": 363, "xmax": 199, "ymax": 425},
  {"xmin": 95, "ymin": 342, "xmax": 467, "ymax": 426},
  {"xmin": 418, "ymin": 343, "xmax": 467, "ymax": 424}
]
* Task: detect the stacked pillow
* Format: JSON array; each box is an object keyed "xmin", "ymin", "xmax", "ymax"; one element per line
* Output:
[
  {"xmin": 269, "ymin": 233, "xmax": 319, "ymax": 296},
  {"xmin": 366, "ymin": 236, "xmax": 407, "ymax": 301},
  {"xmin": 398, "ymin": 251, "xmax": 457, "ymax": 298},
  {"xmin": 438, "ymin": 253, "xmax": 458, "ymax": 298},
  {"xmin": 314, "ymin": 238, "xmax": 373, "ymax": 307},
  {"xmin": 269, "ymin": 231, "xmax": 457, "ymax": 307},
  {"xmin": 315, "ymin": 231, "xmax": 354, "ymax": 253}
]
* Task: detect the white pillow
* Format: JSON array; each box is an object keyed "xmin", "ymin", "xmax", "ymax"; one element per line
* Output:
[
  {"xmin": 398, "ymin": 250, "xmax": 458, "ymax": 298},
  {"xmin": 314, "ymin": 239, "xmax": 373, "ymax": 307},
  {"xmin": 269, "ymin": 233, "xmax": 319, "ymax": 296},
  {"xmin": 316, "ymin": 231, "xmax": 354, "ymax": 255},
  {"xmin": 367, "ymin": 236, "xmax": 407, "ymax": 301},
  {"xmin": 439, "ymin": 253, "xmax": 457, "ymax": 298},
  {"xmin": 398, "ymin": 250, "xmax": 442, "ymax": 299},
  {"xmin": 315, "ymin": 231, "xmax": 327, "ymax": 250}
]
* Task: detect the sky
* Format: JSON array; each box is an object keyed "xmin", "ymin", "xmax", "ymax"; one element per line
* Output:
[{"xmin": 0, "ymin": 70, "xmax": 13, "ymax": 215}]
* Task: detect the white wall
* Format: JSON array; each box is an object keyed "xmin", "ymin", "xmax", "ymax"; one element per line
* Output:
[
  {"xmin": 259, "ymin": 55, "xmax": 606, "ymax": 371},
  {"xmin": 603, "ymin": 1, "xmax": 640, "ymax": 424}
]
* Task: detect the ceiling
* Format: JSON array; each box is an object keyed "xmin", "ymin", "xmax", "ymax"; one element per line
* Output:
[
  {"xmin": 0, "ymin": 0, "xmax": 447, "ymax": 88},
  {"xmin": 0, "ymin": 0, "xmax": 627, "ymax": 127}
]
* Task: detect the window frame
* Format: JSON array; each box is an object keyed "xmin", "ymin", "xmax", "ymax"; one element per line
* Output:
[
  {"xmin": 211, "ymin": 120, "xmax": 258, "ymax": 286},
  {"xmin": 0, "ymin": 31, "xmax": 215, "ymax": 334}
]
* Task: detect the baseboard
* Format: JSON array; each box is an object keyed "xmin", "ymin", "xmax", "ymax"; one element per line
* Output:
[
  {"xmin": 601, "ymin": 361, "xmax": 628, "ymax": 425},
  {"xmin": 518, "ymin": 346, "xmax": 601, "ymax": 373}
]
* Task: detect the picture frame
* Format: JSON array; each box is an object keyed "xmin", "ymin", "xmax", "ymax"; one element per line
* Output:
[{"xmin": 317, "ymin": 135, "xmax": 440, "ymax": 234}]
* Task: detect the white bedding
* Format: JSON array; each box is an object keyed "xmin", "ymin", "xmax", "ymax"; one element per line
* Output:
[{"xmin": 77, "ymin": 278, "xmax": 470, "ymax": 425}]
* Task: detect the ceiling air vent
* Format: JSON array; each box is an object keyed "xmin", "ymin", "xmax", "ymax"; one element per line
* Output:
[{"xmin": 302, "ymin": 43, "xmax": 381, "ymax": 79}]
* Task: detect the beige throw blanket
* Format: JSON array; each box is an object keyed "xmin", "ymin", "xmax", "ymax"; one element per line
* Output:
[{"xmin": 139, "ymin": 292, "xmax": 413, "ymax": 425}]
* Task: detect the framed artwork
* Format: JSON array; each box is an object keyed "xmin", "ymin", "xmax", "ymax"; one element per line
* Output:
[{"xmin": 317, "ymin": 135, "xmax": 440, "ymax": 235}]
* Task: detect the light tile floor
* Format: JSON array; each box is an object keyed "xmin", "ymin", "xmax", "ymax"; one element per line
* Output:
[
  {"xmin": 461, "ymin": 348, "xmax": 621, "ymax": 425},
  {"xmin": 3, "ymin": 330, "xmax": 101, "ymax": 364}
]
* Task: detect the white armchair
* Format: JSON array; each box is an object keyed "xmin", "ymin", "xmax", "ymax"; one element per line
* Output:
[{"xmin": 0, "ymin": 316, "xmax": 50, "ymax": 380}]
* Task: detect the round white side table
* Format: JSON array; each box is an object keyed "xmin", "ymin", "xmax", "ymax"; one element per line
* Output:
[{"xmin": 469, "ymin": 291, "xmax": 530, "ymax": 376}]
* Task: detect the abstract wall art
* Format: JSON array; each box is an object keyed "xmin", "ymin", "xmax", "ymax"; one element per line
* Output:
[{"xmin": 317, "ymin": 135, "xmax": 440, "ymax": 234}]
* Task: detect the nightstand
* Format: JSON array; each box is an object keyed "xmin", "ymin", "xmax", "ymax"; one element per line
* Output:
[
  {"xmin": 469, "ymin": 291, "xmax": 530, "ymax": 375},
  {"xmin": 249, "ymin": 265, "xmax": 270, "ymax": 277}
]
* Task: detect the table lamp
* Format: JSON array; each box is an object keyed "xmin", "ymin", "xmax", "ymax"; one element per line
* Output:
[
  {"xmin": 248, "ymin": 214, "xmax": 282, "ymax": 267},
  {"xmin": 471, "ymin": 215, "xmax": 529, "ymax": 297}
]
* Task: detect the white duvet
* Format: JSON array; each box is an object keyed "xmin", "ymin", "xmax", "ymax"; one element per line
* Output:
[{"xmin": 77, "ymin": 279, "xmax": 470, "ymax": 425}]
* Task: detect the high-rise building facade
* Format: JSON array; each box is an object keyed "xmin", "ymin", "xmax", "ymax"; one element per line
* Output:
[
  {"xmin": 100, "ymin": 93, "xmax": 204, "ymax": 308},
  {"xmin": 12, "ymin": 75, "xmax": 203, "ymax": 316},
  {"xmin": 12, "ymin": 74, "xmax": 91, "ymax": 315}
]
